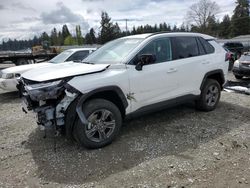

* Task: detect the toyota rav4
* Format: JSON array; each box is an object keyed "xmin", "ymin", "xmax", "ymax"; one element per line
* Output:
[{"xmin": 19, "ymin": 32, "xmax": 228, "ymax": 149}]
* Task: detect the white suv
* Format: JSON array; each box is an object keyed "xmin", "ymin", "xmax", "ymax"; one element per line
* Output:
[{"xmin": 19, "ymin": 32, "xmax": 228, "ymax": 149}]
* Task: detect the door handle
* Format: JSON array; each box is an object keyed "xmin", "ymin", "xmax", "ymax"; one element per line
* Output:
[
  {"xmin": 202, "ymin": 61, "xmax": 210, "ymax": 65},
  {"xmin": 167, "ymin": 68, "xmax": 177, "ymax": 73}
]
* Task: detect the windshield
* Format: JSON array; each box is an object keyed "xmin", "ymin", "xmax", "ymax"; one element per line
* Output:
[
  {"xmin": 84, "ymin": 38, "xmax": 143, "ymax": 64},
  {"xmin": 239, "ymin": 55, "xmax": 250, "ymax": 62},
  {"xmin": 49, "ymin": 50, "xmax": 73, "ymax": 64}
]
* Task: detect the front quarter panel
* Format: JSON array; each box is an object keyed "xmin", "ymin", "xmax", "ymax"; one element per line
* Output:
[{"xmin": 67, "ymin": 65, "xmax": 131, "ymax": 113}]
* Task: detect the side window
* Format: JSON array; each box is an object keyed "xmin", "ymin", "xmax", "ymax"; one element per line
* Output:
[
  {"xmin": 198, "ymin": 37, "xmax": 215, "ymax": 54},
  {"xmin": 172, "ymin": 37, "xmax": 199, "ymax": 60},
  {"xmin": 66, "ymin": 51, "xmax": 89, "ymax": 61},
  {"xmin": 137, "ymin": 38, "xmax": 172, "ymax": 64}
]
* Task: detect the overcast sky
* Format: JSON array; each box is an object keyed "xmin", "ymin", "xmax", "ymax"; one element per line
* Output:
[{"xmin": 0, "ymin": 0, "xmax": 235, "ymax": 41}]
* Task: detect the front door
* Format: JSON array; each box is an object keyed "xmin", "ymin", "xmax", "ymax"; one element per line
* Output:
[{"xmin": 127, "ymin": 37, "xmax": 180, "ymax": 112}]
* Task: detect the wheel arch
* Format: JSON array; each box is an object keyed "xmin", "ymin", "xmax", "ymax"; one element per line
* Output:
[
  {"xmin": 76, "ymin": 86, "xmax": 128, "ymax": 123},
  {"xmin": 200, "ymin": 70, "xmax": 225, "ymax": 90}
]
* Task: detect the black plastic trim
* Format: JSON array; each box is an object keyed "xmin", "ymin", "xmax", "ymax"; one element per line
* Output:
[
  {"xmin": 76, "ymin": 86, "xmax": 128, "ymax": 124},
  {"xmin": 126, "ymin": 94, "xmax": 198, "ymax": 120},
  {"xmin": 200, "ymin": 69, "xmax": 225, "ymax": 89}
]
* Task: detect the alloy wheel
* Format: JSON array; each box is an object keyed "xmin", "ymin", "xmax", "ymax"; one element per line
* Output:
[{"xmin": 85, "ymin": 109, "xmax": 116, "ymax": 143}]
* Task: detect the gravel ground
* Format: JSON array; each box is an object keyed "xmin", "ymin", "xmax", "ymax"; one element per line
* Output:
[{"xmin": 0, "ymin": 65, "xmax": 250, "ymax": 187}]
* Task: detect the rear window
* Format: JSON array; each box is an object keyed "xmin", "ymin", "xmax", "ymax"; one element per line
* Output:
[
  {"xmin": 239, "ymin": 55, "xmax": 250, "ymax": 61},
  {"xmin": 172, "ymin": 37, "xmax": 199, "ymax": 60},
  {"xmin": 224, "ymin": 42, "xmax": 243, "ymax": 48},
  {"xmin": 198, "ymin": 37, "xmax": 215, "ymax": 54}
]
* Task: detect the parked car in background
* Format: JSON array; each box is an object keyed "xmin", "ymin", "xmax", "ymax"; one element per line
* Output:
[
  {"xmin": 223, "ymin": 42, "xmax": 244, "ymax": 53},
  {"xmin": 0, "ymin": 48, "xmax": 96, "ymax": 91},
  {"xmin": 233, "ymin": 52, "xmax": 250, "ymax": 79},
  {"xmin": 223, "ymin": 42, "xmax": 244, "ymax": 57},
  {"xmin": 224, "ymin": 48, "xmax": 235, "ymax": 70},
  {"xmin": 19, "ymin": 32, "xmax": 228, "ymax": 149}
]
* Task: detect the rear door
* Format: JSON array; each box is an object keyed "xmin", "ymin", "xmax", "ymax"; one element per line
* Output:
[{"xmin": 169, "ymin": 36, "xmax": 211, "ymax": 96}]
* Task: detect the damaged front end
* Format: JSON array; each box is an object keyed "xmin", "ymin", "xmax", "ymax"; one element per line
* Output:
[{"xmin": 18, "ymin": 78, "xmax": 79, "ymax": 132}]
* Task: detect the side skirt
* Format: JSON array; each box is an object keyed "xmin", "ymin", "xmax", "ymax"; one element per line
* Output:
[{"xmin": 125, "ymin": 94, "xmax": 199, "ymax": 120}]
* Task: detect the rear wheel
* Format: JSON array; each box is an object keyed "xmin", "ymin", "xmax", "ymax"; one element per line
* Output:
[
  {"xmin": 235, "ymin": 75, "xmax": 243, "ymax": 79},
  {"xmin": 196, "ymin": 79, "xmax": 221, "ymax": 111},
  {"xmin": 74, "ymin": 99, "xmax": 122, "ymax": 149}
]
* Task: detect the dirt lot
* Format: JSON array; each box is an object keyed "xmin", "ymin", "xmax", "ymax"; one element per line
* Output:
[{"xmin": 0, "ymin": 65, "xmax": 250, "ymax": 187}]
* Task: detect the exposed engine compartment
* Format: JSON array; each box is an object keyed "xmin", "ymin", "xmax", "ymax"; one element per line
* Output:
[{"xmin": 19, "ymin": 78, "xmax": 78, "ymax": 130}]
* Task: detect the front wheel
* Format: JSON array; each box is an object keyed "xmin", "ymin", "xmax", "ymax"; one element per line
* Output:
[
  {"xmin": 74, "ymin": 99, "xmax": 122, "ymax": 149},
  {"xmin": 196, "ymin": 79, "xmax": 221, "ymax": 111}
]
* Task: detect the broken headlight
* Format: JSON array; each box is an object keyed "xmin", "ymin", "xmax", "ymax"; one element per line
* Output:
[
  {"xmin": 25, "ymin": 80, "xmax": 62, "ymax": 91},
  {"xmin": 25, "ymin": 80, "xmax": 64, "ymax": 101}
]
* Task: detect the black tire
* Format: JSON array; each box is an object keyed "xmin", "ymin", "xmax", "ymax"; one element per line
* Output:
[
  {"xmin": 196, "ymin": 79, "xmax": 221, "ymax": 111},
  {"xmin": 235, "ymin": 75, "xmax": 243, "ymax": 79},
  {"xmin": 74, "ymin": 99, "xmax": 122, "ymax": 149}
]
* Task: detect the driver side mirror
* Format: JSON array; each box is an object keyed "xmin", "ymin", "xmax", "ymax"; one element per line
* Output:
[{"xmin": 135, "ymin": 54, "xmax": 156, "ymax": 71}]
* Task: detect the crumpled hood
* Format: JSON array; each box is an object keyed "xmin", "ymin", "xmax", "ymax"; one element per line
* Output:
[
  {"xmin": 22, "ymin": 62, "xmax": 110, "ymax": 82},
  {"xmin": 1, "ymin": 62, "xmax": 51, "ymax": 74}
]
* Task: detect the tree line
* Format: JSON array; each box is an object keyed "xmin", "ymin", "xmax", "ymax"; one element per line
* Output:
[
  {"xmin": 0, "ymin": 0, "xmax": 249, "ymax": 51},
  {"xmin": 188, "ymin": 0, "xmax": 250, "ymax": 39}
]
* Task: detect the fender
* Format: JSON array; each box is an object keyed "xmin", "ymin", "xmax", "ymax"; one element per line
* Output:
[
  {"xmin": 200, "ymin": 69, "xmax": 225, "ymax": 90},
  {"xmin": 76, "ymin": 86, "xmax": 128, "ymax": 124}
]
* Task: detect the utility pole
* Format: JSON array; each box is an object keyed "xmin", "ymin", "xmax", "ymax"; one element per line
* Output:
[{"xmin": 113, "ymin": 18, "xmax": 133, "ymax": 35}]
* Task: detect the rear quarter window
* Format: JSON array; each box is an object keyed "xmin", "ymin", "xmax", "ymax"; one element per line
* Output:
[{"xmin": 198, "ymin": 37, "xmax": 215, "ymax": 54}]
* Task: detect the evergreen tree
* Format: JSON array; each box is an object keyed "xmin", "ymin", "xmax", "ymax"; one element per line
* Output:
[
  {"xmin": 172, "ymin": 25, "xmax": 178, "ymax": 32},
  {"xmin": 85, "ymin": 33, "xmax": 92, "ymax": 44},
  {"xmin": 113, "ymin": 22, "xmax": 121, "ymax": 38},
  {"xmin": 89, "ymin": 28, "xmax": 97, "ymax": 44},
  {"xmin": 231, "ymin": 0, "xmax": 250, "ymax": 36},
  {"xmin": 75, "ymin": 25, "xmax": 84, "ymax": 45},
  {"xmin": 206, "ymin": 15, "xmax": 219, "ymax": 36},
  {"xmin": 41, "ymin": 32, "xmax": 50, "ymax": 42},
  {"xmin": 153, "ymin": 24, "xmax": 158, "ymax": 32},
  {"xmin": 85, "ymin": 28, "xmax": 97, "ymax": 44},
  {"xmin": 131, "ymin": 26, "xmax": 137, "ymax": 34},
  {"xmin": 58, "ymin": 31, "xmax": 63, "ymax": 45},
  {"xmin": 50, "ymin": 28, "xmax": 58, "ymax": 46},
  {"xmin": 218, "ymin": 15, "xmax": 231, "ymax": 38},
  {"xmin": 32, "ymin": 36, "xmax": 40, "ymax": 46},
  {"xmin": 40, "ymin": 32, "xmax": 50, "ymax": 48},
  {"xmin": 99, "ymin": 12, "xmax": 115, "ymax": 44},
  {"xmin": 62, "ymin": 24, "xmax": 71, "ymax": 42}
]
